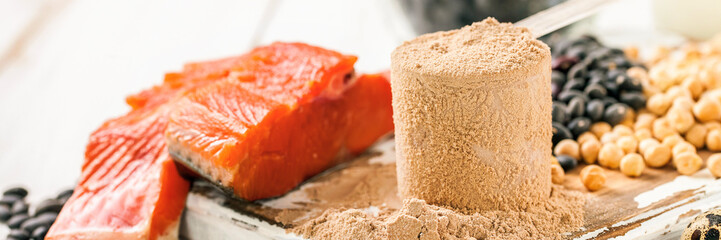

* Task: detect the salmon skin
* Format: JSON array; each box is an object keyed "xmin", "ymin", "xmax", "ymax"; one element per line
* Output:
[
  {"xmin": 47, "ymin": 42, "xmax": 393, "ymax": 239},
  {"xmin": 166, "ymin": 45, "xmax": 394, "ymax": 201}
]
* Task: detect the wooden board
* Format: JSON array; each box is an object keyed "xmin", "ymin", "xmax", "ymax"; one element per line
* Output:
[{"xmin": 178, "ymin": 138, "xmax": 721, "ymax": 240}]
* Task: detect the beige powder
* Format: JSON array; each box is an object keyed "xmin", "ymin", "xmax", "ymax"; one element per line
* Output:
[
  {"xmin": 279, "ymin": 142, "xmax": 585, "ymax": 239},
  {"xmin": 390, "ymin": 17, "xmax": 553, "ymax": 211},
  {"xmin": 293, "ymin": 185, "xmax": 585, "ymax": 240}
]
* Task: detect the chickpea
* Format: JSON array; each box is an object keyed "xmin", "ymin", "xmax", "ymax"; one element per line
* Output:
[
  {"xmin": 600, "ymin": 132, "xmax": 620, "ymax": 144},
  {"xmin": 705, "ymin": 121, "xmax": 721, "ymax": 131},
  {"xmin": 590, "ymin": 122, "xmax": 612, "ymax": 138},
  {"xmin": 662, "ymin": 134, "xmax": 685, "ymax": 149},
  {"xmin": 635, "ymin": 128, "xmax": 653, "ymax": 141},
  {"xmin": 613, "ymin": 125, "xmax": 634, "ymax": 137},
  {"xmin": 706, "ymin": 153, "xmax": 721, "ymax": 178},
  {"xmin": 617, "ymin": 136, "xmax": 638, "ymax": 154},
  {"xmin": 652, "ymin": 118, "xmax": 677, "ymax": 140},
  {"xmin": 639, "ymin": 138, "xmax": 661, "ymax": 154},
  {"xmin": 667, "ymin": 106, "xmax": 695, "ymax": 133},
  {"xmin": 667, "ymin": 86, "xmax": 692, "ymax": 101},
  {"xmin": 647, "ymin": 94, "xmax": 671, "ymax": 116},
  {"xmin": 598, "ymin": 143, "xmax": 624, "ymax": 169},
  {"xmin": 693, "ymin": 97, "xmax": 721, "ymax": 122},
  {"xmin": 643, "ymin": 84, "xmax": 663, "ymax": 98},
  {"xmin": 671, "ymin": 96, "xmax": 695, "ymax": 111},
  {"xmin": 580, "ymin": 165, "xmax": 606, "ymax": 191},
  {"xmin": 682, "ymin": 76, "xmax": 705, "ymax": 100},
  {"xmin": 581, "ymin": 140, "xmax": 601, "ymax": 164},
  {"xmin": 643, "ymin": 144, "xmax": 672, "ymax": 168},
  {"xmin": 685, "ymin": 124, "xmax": 708, "ymax": 148},
  {"xmin": 673, "ymin": 152, "xmax": 702, "ymax": 175},
  {"xmin": 620, "ymin": 153, "xmax": 645, "ymax": 177},
  {"xmin": 634, "ymin": 113, "xmax": 657, "ymax": 130},
  {"xmin": 554, "ymin": 139, "xmax": 580, "ymax": 160},
  {"xmin": 551, "ymin": 164, "xmax": 565, "ymax": 184},
  {"xmin": 621, "ymin": 108, "xmax": 636, "ymax": 127},
  {"xmin": 672, "ymin": 141, "xmax": 697, "ymax": 158},
  {"xmin": 700, "ymin": 68, "xmax": 721, "ymax": 90},
  {"xmin": 577, "ymin": 132, "xmax": 598, "ymax": 146},
  {"xmin": 707, "ymin": 129, "xmax": 721, "ymax": 151},
  {"xmin": 624, "ymin": 46, "xmax": 639, "ymax": 61}
]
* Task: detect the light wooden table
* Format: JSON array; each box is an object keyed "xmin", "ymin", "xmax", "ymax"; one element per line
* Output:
[{"xmin": 0, "ymin": 0, "xmax": 708, "ymax": 239}]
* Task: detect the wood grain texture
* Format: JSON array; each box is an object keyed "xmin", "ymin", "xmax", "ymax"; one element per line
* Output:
[{"xmin": 180, "ymin": 139, "xmax": 721, "ymax": 240}]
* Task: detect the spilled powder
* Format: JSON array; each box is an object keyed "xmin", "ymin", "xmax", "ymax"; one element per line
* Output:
[
  {"xmin": 291, "ymin": 178, "xmax": 584, "ymax": 240},
  {"xmin": 277, "ymin": 140, "xmax": 586, "ymax": 239}
]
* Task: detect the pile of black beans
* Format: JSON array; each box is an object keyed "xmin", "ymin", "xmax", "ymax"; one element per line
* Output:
[
  {"xmin": 548, "ymin": 35, "xmax": 646, "ymax": 166},
  {"xmin": 0, "ymin": 187, "xmax": 71, "ymax": 240}
]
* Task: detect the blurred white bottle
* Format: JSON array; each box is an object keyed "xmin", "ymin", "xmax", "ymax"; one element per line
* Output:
[{"xmin": 653, "ymin": 0, "xmax": 721, "ymax": 40}]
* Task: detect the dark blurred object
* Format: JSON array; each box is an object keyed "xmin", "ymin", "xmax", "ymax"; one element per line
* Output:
[{"xmin": 400, "ymin": 0, "xmax": 566, "ymax": 34}]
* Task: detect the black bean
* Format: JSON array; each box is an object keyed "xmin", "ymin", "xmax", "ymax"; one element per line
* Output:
[
  {"xmin": 20, "ymin": 212, "xmax": 57, "ymax": 233},
  {"xmin": 595, "ymin": 60, "xmax": 614, "ymax": 70},
  {"xmin": 57, "ymin": 189, "xmax": 73, "ymax": 205},
  {"xmin": 552, "ymin": 102, "xmax": 568, "ymax": 124},
  {"xmin": 567, "ymin": 64, "xmax": 587, "ymax": 80},
  {"xmin": 620, "ymin": 92, "xmax": 647, "ymax": 110},
  {"xmin": 11, "ymin": 201, "xmax": 28, "ymax": 215},
  {"xmin": 56, "ymin": 189, "xmax": 74, "ymax": 200},
  {"xmin": 34, "ymin": 199, "xmax": 64, "ymax": 216},
  {"xmin": 601, "ymin": 96, "xmax": 618, "ymax": 108},
  {"xmin": 8, "ymin": 229, "xmax": 29, "ymax": 240},
  {"xmin": 602, "ymin": 80, "xmax": 619, "ymax": 97},
  {"xmin": 579, "ymin": 34, "xmax": 600, "ymax": 44},
  {"xmin": 604, "ymin": 103, "xmax": 630, "ymax": 125},
  {"xmin": 0, "ymin": 195, "xmax": 22, "ymax": 207},
  {"xmin": 3, "ymin": 187, "xmax": 28, "ymax": 198},
  {"xmin": 567, "ymin": 117, "xmax": 592, "ymax": 138},
  {"xmin": 617, "ymin": 75, "xmax": 643, "ymax": 92},
  {"xmin": 563, "ymin": 78, "xmax": 586, "ymax": 91},
  {"xmin": 552, "ymin": 56, "xmax": 578, "ymax": 72},
  {"xmin": 565, "ymin": 45, "xmax": 587, "ymax": 59},
  {"xmin": 31, "ymin": 226, "xmax": 48, "ymax": 240},
  {"xmin": 551, "ymin": 82, "xmax": 562, "ymax": 99},
  {"xmin": 588, "ymin": 69, "xmax": 607, "ymax": 84},
  {"xmin": 586, "ymin": 100, "xmax": 605, "ymax": 122},
  {"xmin": 0, "ymin": 204, "xmax": 10, "ymax": 221},
  {"xmin": 585, "ymin": 48, "xmax": 612, "ymax": 66},
  {"xmin": 8, "ymin": 213, "xmax": 29, "ymax": 229},
  {"xmin": 567, "ymin": 96, "xmax": 586, "ymax": 118},
  {"xmin": 613, "ymin": 56, "xmax": 632, "ymax": 68},
  {"xmin": 558, "ymin": 89, "xmax": 584, "ymax": 103},
  {"xmin": 556, "ymin": 154, "xmax": 578, "ymax": 172},
  {"xmin": 607, "ymin": 69, "xmax": 625, "ymax": 81},
  {"xmin": 551, "ymin": 70, "xmax": 566, "ymax": 85},
  {"xmin": 552, "ymin": 122, "xmax": 573, "ymax": 146},
  {"xmin": 608, "ymin": 47, "xmax": 625, "ymax": 56},
  {"xmin": 584, "ymin": 83, "xmax": 607, "ymax": 99}
]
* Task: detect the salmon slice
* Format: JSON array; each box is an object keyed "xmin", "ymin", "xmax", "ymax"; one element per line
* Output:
[
  {"xmin": 49, "ymin": 43, "xmax": 350, "ymax": 239},
  {"xmin": 166, "ymin": 54, "xmax": 394, "ymax": 200}
]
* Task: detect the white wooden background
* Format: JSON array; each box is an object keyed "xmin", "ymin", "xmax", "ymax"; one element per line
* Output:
[{"xmin": 0, "ymin": 0, "xmax": 687, "ymax": 238}]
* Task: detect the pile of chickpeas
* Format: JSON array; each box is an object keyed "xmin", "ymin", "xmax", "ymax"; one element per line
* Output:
[{"xmin": 551, "ymin": 34, "xmax": 721, "ymax": 191}]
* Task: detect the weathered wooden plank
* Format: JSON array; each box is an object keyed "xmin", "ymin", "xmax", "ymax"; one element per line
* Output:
[{"xmin": 180, "ymin": 138, "xmax": 721, "ymax": 240}]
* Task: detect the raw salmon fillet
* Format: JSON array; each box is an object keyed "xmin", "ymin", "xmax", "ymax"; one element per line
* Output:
[
  {"xmin": 166, "ymin": 46, "xmax": 394, "ymax": 201},
  {"xmin": 47, "ymin": 43, "xmax": 331, "ymax": 239},
  {"xmin": 47, "ymin": 42, "xmax": 393, "ymax": 239}
]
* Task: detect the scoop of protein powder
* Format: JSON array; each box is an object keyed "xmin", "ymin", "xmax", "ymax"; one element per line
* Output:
[{"xmin": 391, "ymin": 17, "xmax": 553, "ymax": 212}]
